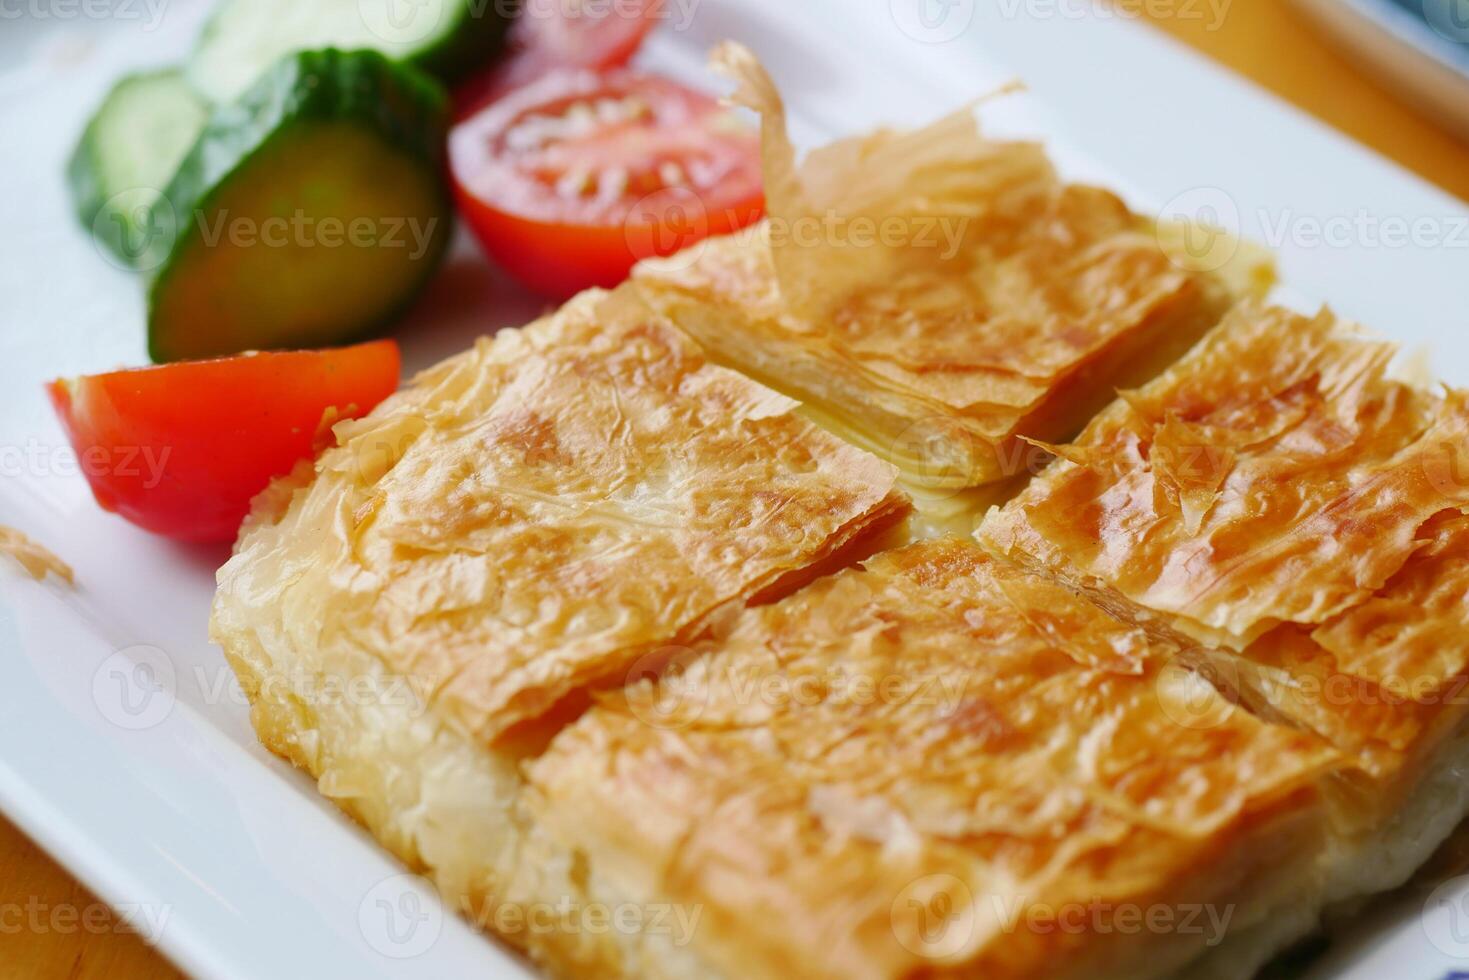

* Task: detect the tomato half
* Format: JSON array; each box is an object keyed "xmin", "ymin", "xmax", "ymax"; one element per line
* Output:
[
  {"xmin": 455, "ymin": 0, "xmax": 663, "ymax": 118},
  {"xmin": 47, "ymin": 341, "xmax": 400, "ymax": 544},
  {"xmin": 450, "ymin": 69, "xmax": 764, "ymax": 298}
]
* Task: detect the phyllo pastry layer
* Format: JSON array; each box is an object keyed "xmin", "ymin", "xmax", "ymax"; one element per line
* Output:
[
  {"xmin": 211, "ymin": 286, "xmax": 908, "ymax": 922},
  {"xmin": 519, "ymin": 540, "xmax": 1336, "ymax": 980},
  {"xmin": 634, "ymin": 45, "xmax": 1270, "ymax": 509},
  {"xmin": 978, "ymin": 301, "xmax": 1469, "ymax": 911}
]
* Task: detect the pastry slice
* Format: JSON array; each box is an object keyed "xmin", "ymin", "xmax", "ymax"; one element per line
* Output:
[
  {"xmin": 634, "ymin": 45, "xmax": 1271, "ymax": 532},
  {"xmin": 979, "ymin": 301, "xmax": 1469, "ymax": 972},
  {"xmin": 211, "ymin": 286, "xmax": 908, "ymax": 927},
  {"xmin": 514, "ymin": 540, "xmax": 1337, "ymax": 980}
]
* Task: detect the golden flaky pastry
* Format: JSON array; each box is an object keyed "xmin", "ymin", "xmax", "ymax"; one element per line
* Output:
[
  {"xmin": 210, "ymin": 286, "xmax": 908, "ymax": 947},
  {"xmin": 633, "ymin": 43, "xmax": 1271, "ymax": 511},
  {"xmin": 978, "ymin": 301, "xmax": 1469, "ymax": 950},
  {"xmin": 208, "ymin": 43, "xmax": 1457, "ymax": 980},
  {"xmin": 219, "ymin": 286, "xmax": 907, "ymax": 744},
  {"xmin": 522, "ymin": 540, "xmax": 1337, "ymax": 980}
]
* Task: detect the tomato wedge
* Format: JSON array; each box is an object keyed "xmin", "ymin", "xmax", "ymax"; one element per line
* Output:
[
  {"xmin": 455, "ymin": 0, "xmax": 664, "ymax": 118},
  {"xmin": 47, "ymin": 341, "xmax": 400, "ymax": 544},
  {"xmin": 451, "ymin": 69, "xmax": 763, "ymax": 298}
]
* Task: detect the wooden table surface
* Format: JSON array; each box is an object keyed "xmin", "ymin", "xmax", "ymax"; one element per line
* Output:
[
  {"xmin": 0, "ymin": 815, "xmax": 184, "ymax": 979},
  {"xmin": 5, "ymin": 2, "xmax": 1468, "ymax": 978},
  {"xmin": 1146, "ymin": 0, "xmax": 1469, "ymax": 202}
]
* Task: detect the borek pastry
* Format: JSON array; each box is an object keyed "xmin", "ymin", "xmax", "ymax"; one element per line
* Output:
[
  {"xmin": 979, "ymin": 301, "xmax": 1469, "ymax": 974},
  {"xmin": 634, "ymin": 44, "xmax": 1271, "ymax": 533},
  {"xmin": 211, "ymin": 285, "xmax": 908, "ymax": 934},
  {"xmin": 518, "ymin": 540, "xmax": 1337, "ymax": 979}
]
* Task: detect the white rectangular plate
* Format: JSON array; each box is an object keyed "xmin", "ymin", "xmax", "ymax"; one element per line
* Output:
[{"xmin": 2, "ymin": 1, "xmax": 1467, "ymax": 977}]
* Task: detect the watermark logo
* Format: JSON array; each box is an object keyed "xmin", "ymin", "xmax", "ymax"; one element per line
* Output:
[
  {"xmin": 891, "ymin": 873, "xmax": 977, "ymax": 960},
  {"xmin": 92, "ymin": 644, "xmax": 177, "ymax": 731},
  {"xmin": 1154, "ymin": 656, "xmax": 1239, "ymax": 731},
  {"xmin": 623, "ymin": 645, "xmax": 708, "ymax": 730},
  {"xmin": 891, "ymin": 0, "xmax": 977, "ymax": 44},
  {"xmin": 1424, "ymin": 875, "xmax": 1469, "ymax": 957},
  {"xmin": 359, "ymin": 0, "xmax": 448, "ymax": 46},
  {"xmin": 1425, "ymin": 440, "xmax": 1469, "ymax": 497},
  {"xmin": 92, "ymin": 189, "xmax": 176, "ymax": 273},
  {"xmin": 360, "ymin": 873, "xmax": 444, "ymax": 959},
  {"xmin": 889, "ymin": 417, "xmax": 985, "ymax": 496},
  {"xmin": 624, "ymin": 188, "xmax": 713, "ymax": 273},
  {"xmin": 1155, "ymin": 185, "xmax": 1241, "ymax": 273},
  {"xmin": 1424, "ymin": 0, "xmax": 1469, "ymax": 43},
  {"xmin": 887, "ymin": 419, "xmax": 1052, "ymax": 496}
]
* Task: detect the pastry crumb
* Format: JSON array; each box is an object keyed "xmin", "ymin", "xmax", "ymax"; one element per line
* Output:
[{"xmin": 0, "ymin": 525, "xmax": 74, "ymax": 585}]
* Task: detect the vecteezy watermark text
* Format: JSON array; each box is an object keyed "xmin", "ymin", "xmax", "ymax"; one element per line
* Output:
[
  {"xmin": 994, "ymin": 0, "xmax": 1232, "ymax": 30},
  {"xmin": 0, "ymin": 439, "xmax": 170, "ymax": 488},
  {"xmin": 358, "ymin": 0, "xmax": 700, "ymax": 49},
  {"xmin": 0, "ymin": 0, "xmax": 168, "ymax": 29},
  {"xmin": 191, "ymin": 211, "xmax": 441, "ymax": 260},
  {"xmin": 357, "ymin": 872, "xmax": 703, "ymax": 960},
  {"xmin": 891, "ymin": 874, "xmax": 1236, "ymax": 961},
  {"xmin": 0, "ymin": 897, "xmax": 172, "ymax": 944},
  {"xmin": 643, "ymin": 208, "xmax": 973, "ymax": 274},
  {"xmin": 465, "ymin": 896, "xmax": 703, "ymax": 946},
  {"xmin": 1157, "ymin": 186, "xmax": 1469, "ymax": 272},
  {"xmin": 623, "ymin": 645, "xmax": 974, "ymax": 730},
  {"xmin": 91, "ymin": 644, "xmax": 438, "ymax": 733},
  {"xmin": 94, "ymin": 192, "xmax": 444, "ymax": 272}
]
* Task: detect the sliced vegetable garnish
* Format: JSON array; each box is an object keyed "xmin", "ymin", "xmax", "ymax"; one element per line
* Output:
[
  {"xmin": 187, "ymin": 0, "xmax": 514, "ymax": 104},
  {"xmin": 455, "ymin": 0, "xmax": 664, "ymax": 117},
  {"xmin": 68, "ymin": 69, "xmax": 209, "ymax": 270},
  {"xmin": 48, "ymin": 341, "xmax": 400, "ymax": 544},
  {"xmin": 147, "ymin": 49, "xmax": 453, "ymax": 363},
  {"xmin": 450, "ymin": 68, "xmax": 763, "ymax": 297}
]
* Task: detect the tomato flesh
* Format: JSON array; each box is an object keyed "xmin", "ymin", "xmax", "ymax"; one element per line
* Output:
[
  {"xmin": 451, "ymin": 69, "xmax": 764, "ymax": 298},
  {"xmin": 47, "ymin": 341, "xmax": 400, "ymax": 543},
  {"xmin": 455, "ymin": 0, "xmax": 663, "ymax": 118}
]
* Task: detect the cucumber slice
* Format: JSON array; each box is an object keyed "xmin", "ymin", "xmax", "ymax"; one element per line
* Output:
[
  {"xmin": 147, "ymin": 48, "xmax": 453, "ymax": 363},
  {"xmin": 68, "ymin": 70, "xmax": 209, "ymax": 270},
  {"xmin": 188, "ymin": 0, "xmax": 515, "ymax": 104}
]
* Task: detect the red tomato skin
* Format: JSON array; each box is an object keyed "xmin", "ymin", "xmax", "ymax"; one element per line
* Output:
[
  {"xmin": 47, "ymin": 341, "xmax": 400, "ymax": 544},
  {"xmin": 454, "ymin": 0, "xmax": 662, "ymax": 119},
  {"xmin": 453, "ymin": 179, "xmax": 764, "ymax": 298},
  {"xmin": 451, "ymin": 70, "xmax": 765, "ymax": 299}
]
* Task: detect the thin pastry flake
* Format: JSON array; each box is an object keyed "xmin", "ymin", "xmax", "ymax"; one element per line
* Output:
[
  {"xmin": 1242, "ymin": 510, "xmax": 1469, "ymax": 782},
  {"xmin": 0, "ymin": 525, "xmax": 73, "ymax": 584},
  {"xmin": 979, "ymin": 301, "xmax": 1469, "ymax": 787},
  {"xmin": 633, "ymin": 44, "xmax": 1268, "ymax": 494},
  {"xmin": 215, "ymin": 287, "xmax": 907, "ymax": 745},
  {"xmin": 524, "ymin": 540, "xmax": 1336, "ymax": 980}
]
